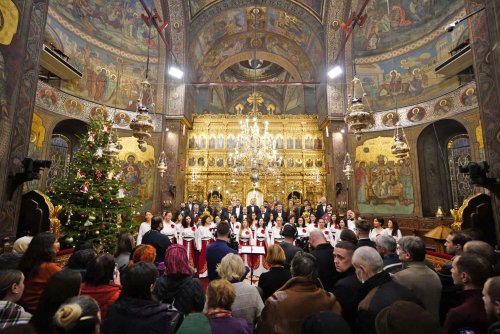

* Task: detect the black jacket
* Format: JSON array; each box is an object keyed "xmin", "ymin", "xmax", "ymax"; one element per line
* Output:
[
  {"xmin": 142, "ymin": 230, "xmax": 171, "ymax": 263},
  {"xmin": 154, "ymin": 274, "xmax": 205, "ymax": 314},
  {"xmin": 357, "ymin": 238, "xmax": 376, "ymax": 249},
  {"xmin": 310, "ymin": 243, "xmax": 338, "ymax": 291},
  {"xmin": 102, "ymin": 296, "xmax": 175, "ymax": 334},
  {"xmin": 354, "ymin": 271, "xmax": 420, "ymax": 334},
  {"xmin": 258, "ymin": 266, "xmax": 292, "ymax": 301},
  {"xmin": 332, "ymin": 266, "xmax": 362, "ymax": 326},
  {"xmin": 279, "ymin": 241, "xmax": 301, "ymax": 270}
]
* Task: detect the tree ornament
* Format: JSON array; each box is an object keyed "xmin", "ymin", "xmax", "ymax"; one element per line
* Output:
[
  {"xmin": 95, "ymin": 230, "xmax": 100, "ymax": 235},
  {"xmin": 95, "ymin": 148, "xmax": 103, "ymax": 158},
  {"xmin": 65, "ymin": 236, "xmax": 74, "ymax": 244},
  {"xmin": 83, "ymin": 219, "xmax": 93, "ymax": 227},
  {"xmin": 88, "ymin": 132, "xmax": 96, "ymax": 142}
]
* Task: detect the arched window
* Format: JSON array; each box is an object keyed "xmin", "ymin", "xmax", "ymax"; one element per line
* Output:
[
  {"xmin": 447, "ymin": 134, "xmax": 473, "ymax": 208},
  {"xmin": 46, "ymin": 134, "xmax": 71, "ymax": 188}
]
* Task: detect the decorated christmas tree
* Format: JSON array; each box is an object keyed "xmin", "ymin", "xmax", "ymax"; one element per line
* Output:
[{"xmin": 50, "ymin": 116, "xmax": 139, "ymax": 251}]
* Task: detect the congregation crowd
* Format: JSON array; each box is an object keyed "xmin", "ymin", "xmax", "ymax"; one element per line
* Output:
[{"xmin": 0, "ymin": 197, "xmax": 500, "ymax": 334}]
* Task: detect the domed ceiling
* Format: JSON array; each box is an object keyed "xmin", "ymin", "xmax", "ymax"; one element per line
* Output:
[{"xmin": 187, "ymin": 2, "xmax": 324, "ymax": 115}]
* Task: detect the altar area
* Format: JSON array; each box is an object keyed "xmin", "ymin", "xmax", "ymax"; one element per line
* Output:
[{"xmin": 185, "ymin": 114, "xmax": 327, "ymax": 208}]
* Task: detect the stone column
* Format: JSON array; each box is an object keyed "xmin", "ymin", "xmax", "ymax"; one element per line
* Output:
[
  {"xmin": 0, "ymin": 0, "xmax": 49, "ymax": 238},
  {"xmin": 466, "ymin": 0, "xmax": 500, "ymax": 246}
]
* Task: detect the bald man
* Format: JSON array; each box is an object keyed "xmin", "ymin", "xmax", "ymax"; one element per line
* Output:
[{"xmin": 309, "ymin": 230, "xmax": 338, "ymax": 291}]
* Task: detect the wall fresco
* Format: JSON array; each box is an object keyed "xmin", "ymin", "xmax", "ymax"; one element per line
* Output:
[
  {"xmin": 49, "ymin": 0, "xmax": 159, "ymax": 57},
  {"xmin": 355, "ymin": 136, "xmax": 415, "ymax": 215},
  {"xmin": 352, "ymin": 0, "xmax": 463, "ymax": 57},
  {"xmin": 118, "ymin": 136, "xmax": 155, "ymax": 211},
  {"xmin": 45, "ymin": 16, "xmax": 158, "ymax": 111},
  {"xmin": 357, "ymin": 32, "xmax": 460, "ymax": 111}
]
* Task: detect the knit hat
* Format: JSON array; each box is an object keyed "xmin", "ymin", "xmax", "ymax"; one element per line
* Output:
[
  {"xmin": 375, "ymin": 301, "xmax": 441, "ymax": 334},
  {"xmin": 301, "ymin": 311, "xmax": 352, "ymax": 334},
  {"xmin": 164, "ymin": 244, "xmax": 192, "ymax": 276},
  {"xmin": 12, "ymin": 236, "xmax": 33, "ymax": 254},
  {"xmin": 129, "ymin": 244, "xmax": 156, "ymax": 267}
]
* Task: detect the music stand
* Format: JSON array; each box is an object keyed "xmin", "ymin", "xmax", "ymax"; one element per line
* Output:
[{"xmin": 240, "ymin": 246, "xmax": 265, "ymax": 285}]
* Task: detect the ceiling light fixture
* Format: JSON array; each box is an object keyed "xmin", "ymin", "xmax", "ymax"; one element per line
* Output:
[
  {"xmin": 168, "ymin": 65, "xmax": 184, "ymax": 79},
  {"xmin": 328, "ymin": 65, "xmax": 343, "ymax": 79}
]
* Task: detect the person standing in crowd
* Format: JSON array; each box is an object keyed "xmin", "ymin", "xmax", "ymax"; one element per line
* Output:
[
  {"xmin": 178, "ymin": 215, "xmax": 197, "ymax": 271},
  {"xmin": 239, "ymin": 218, "xmax": 253, "ymax": 267},
  {"xmin": 230, "ymin": 214, "xmax": 241, "ymax": 236},
  {"xmin": 233, "ymin": 199, "xmax": 244, "ymax": 223},
  {"xmin": 216, "ymin": 254, "xmax": 264, "ymax": 329},
  {"xmin": 384, "ymin": 218, "xmax": 402, "ymax": 241},
  {"xmin": 317, "ymin": 218, "xmax": 334, "ymax": 247},
  {"xmin": 247, "ymin": 198, "xmax": 261, "ymax": 218},
  {"xmin": 332, "ymin": 241, "xmax": 360, "ymax": 325},
  {"xmin": 31, "ymin": 269, "xmax": 82, "ymax": 333},
  {"xmin": 482, "ymin": 276, "xmax": 500, "ymax": 333},
  {"xmin": 53, "ymin": 296, "xmax": 101, "ymax": 334},
  {"xmin": 273, "ymin": 203, "xmax": 288, "ymax": 223},
  {"xmin": 256, "ymin": 252, "xmax": 341, "ymax": 334},
  {"xmin": 253, "ymin": 218, "xmax": 270, "ymax": 276},
  {"xmin": 196, "ymin": 215, "xmax": 215, "ymax": 278},
  {"xmin": 206, "ymin": 221, "xmax": 238, "ymax": 281},
  {"xmin": 309, "ymin": 230, "xmax": 337, "ymax": 292},
  {"xmin": 279, "ymin": 224, "xmax": 301, "ymax": 270},
  {"xmin": 307, "ymin": 213, "xmax": 318, "ymax": 233},
  {"xmin": 114, "ymin": 233, "xmax": 135, "ymax": 273},
  {"xmin": 269, "ymin": 217, "xmax": 284, "ymax": 245},
  {"xmin": 154, "ymin": 244, "xmax": 205, "ymax": 315},
  {"xmin": 355, "ymin": 220, "xmax": 376, "ymax": 248},
  {"xmin": 18, "ymin": 232, "xmax": 61, "ymax": 313},
  {"xmin": 205, "ymin": 279, "xmax": 251, "ymax": 334},
  {"xmin": 346, "ymin": 210, "xmax": 357, "ymax": 231},
  {"xmin": 258, "ymin": 245, "xmax": 291, "ymax": 301},
  {"xmin": 142, "ymin": 216, "xmax": 172, "ymax": 264},
  {"xmin": 102, "ymin": 262, "xmax": 177, "ymax": 334},
  {"xmin": 161, "ymin": 211, "xmax": 177, "ymax": 244},
  {"xmin": 351, "ymin": 247, "xmax": 420, "ymax": 334},
  {"xmin": 0, "ymin": 270, "xmax": 31, "ymax": 329},
  {"xmin": 375, "ymin": 235, "xmax": 402, "ymax": 273},
  {"xmin": 191, "ymin": 204, "xmax": 201, "ymax": 224},
  {"xmin": 80, "ymin": 253, "xmax": 121, "ymax": 319},
  {"xmin": 392, "ymin": 236, "xmax": 442, "ymax": 320},
  {"xmin": 315, "ymin": 197, "xmax": 328, "ymax": 219},
  {"xmin": 369, "ymin": 217, "xmax": 385, "ymax": 241},
  {"xmin": 443, "ymin": 253, "xmax": 491, "ymax": 334},
  {"xmin": 136, "ymin": 211, "xmax": 153, "ymax": 246}
]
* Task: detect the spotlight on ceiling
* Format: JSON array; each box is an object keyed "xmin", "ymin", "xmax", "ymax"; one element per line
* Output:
[
  {"xmin": 327, "ymin": 65, "xmax": 343, "ymax": 79},
  {"xmin": 168, "ymin": 65, "xmax": 184, "ymax": 79},
  {"xmin": 445, "ymin": 20, "xmax": 460, "ymax": 32}
]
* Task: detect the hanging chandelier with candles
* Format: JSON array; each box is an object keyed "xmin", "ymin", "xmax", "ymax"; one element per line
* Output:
[
  {"xmin": 229, "ymin": 108, "xmax": 281, "ymax": 183},
  {"xmin": 344, "ymin": 76, "xmax": 374, "ymax": 140}
]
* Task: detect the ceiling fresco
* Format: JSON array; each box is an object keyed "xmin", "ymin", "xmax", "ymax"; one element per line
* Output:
[
  {"xmin": 49, "ymin": 0, "xmax": 160, "ymax": 57},
  {"xmin": 189, "ymin": 6, "xmax": 322, "ymax": 82},
  {"xmin": 352, "ymin": 0, "xmax": 463, "ymax": 58},
  {"xmin": 188, "ymin": 0, "xmax": 325, "ymax": 22}
]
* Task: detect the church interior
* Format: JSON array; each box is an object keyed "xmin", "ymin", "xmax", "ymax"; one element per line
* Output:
[
  {"xmin": 2, "ymin": 1, "xmax": 500, "ymax": 333},
  {"xmin": 0, "ymin": 0, "xmax": 499, "ymax": 251}
]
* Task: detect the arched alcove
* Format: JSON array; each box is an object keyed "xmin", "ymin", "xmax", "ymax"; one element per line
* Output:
[
  {"xmin": 46, "ymin": 119, "xmax": 88, "ymax": 188},
  {"xmin": 417, "ymin": 119, "xmax": 470, "ymax": 217}
]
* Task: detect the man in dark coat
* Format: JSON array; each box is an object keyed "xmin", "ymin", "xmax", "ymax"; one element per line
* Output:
[
  {"xmin": 315, "ymin": 196, "xmax": 328, "ymax": 219},
  {"xmin": 375, "ymin": 235, "xmax": 402, "ymax": 273},
  {"xmin": 279, "ymin": 224, "xmax": 301, "ymax": 270},
  {"xmin": 309, "ymin": 230, "xmax": 338, "ymax": 291},
  {"xmin": 206, "ymin": 221, "xmax": 237, "ymax": 281},
  {"xmin": 332, "ymin": 241, "xmax": 361, "ymax": 326},
  {"xmin": 352, "ymin": 246, "xmax": 421, "ymax": 334},
  {"xmin": 443, "ymin": 253, "xmax": 491, "ymax": 334},
  {"xmin": 142, "ymin": 216, "xmax": 171, "ymax": 263},
  {"xmin": 255, "ymin": 252, "xmax": 342, "ymax": 334},
  {"xmin": 355, "ymin": 219, "xmax": 376, "ymax": 248}
]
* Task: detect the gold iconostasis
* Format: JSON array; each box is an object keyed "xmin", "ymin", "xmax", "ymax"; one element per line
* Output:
[{"xmin": 186, "ymin": 115, "xmax": 326, "ymax": 207}]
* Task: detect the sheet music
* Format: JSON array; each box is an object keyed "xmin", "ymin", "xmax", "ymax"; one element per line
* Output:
[{"xmin": 239, "ymin": 246, "xmax": 266, "ymax": 255}]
